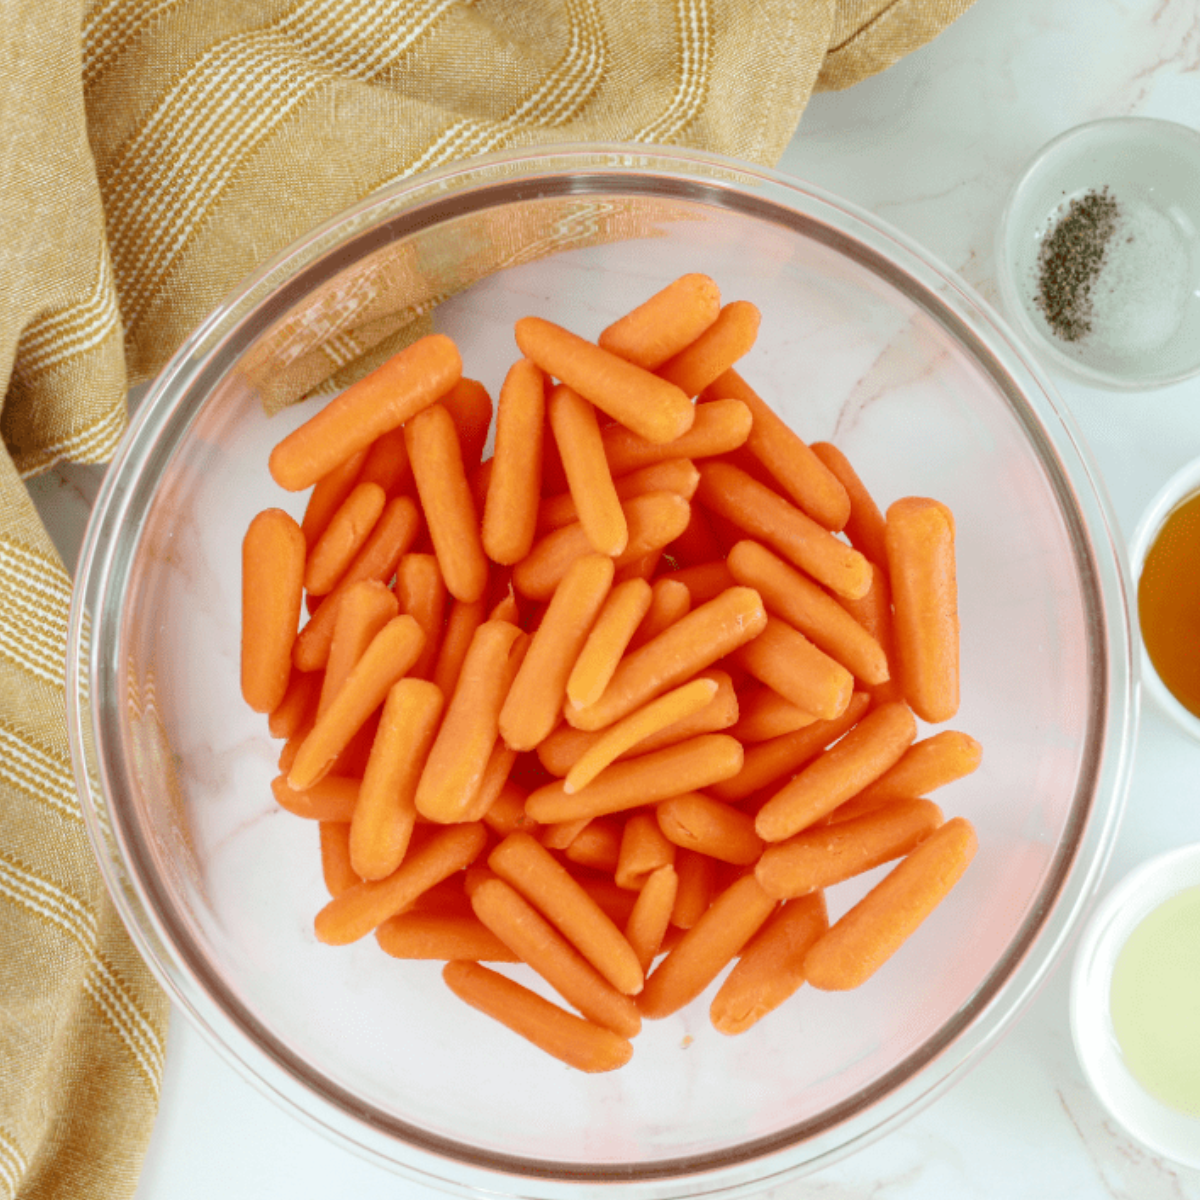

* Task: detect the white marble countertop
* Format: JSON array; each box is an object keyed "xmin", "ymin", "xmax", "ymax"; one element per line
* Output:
[{"xmin": 30, "ymin": 0, "xmax": 1200, "ymax": 1195}]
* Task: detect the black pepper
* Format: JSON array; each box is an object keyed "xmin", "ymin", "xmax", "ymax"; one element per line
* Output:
[{"xmin": 1034, "ymin": 187, "xmax": 1122, "ymax": 343}]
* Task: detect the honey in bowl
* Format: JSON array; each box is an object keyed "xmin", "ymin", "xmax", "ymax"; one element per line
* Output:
[{"xmin": 1137, "ymin": 491, "xmax": 1200, "ymax": 717}]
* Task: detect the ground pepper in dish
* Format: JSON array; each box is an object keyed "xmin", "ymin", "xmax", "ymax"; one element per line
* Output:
[{"xmin": 1034, "ymin": 187, "xmax": 1122, "ymax": 342}]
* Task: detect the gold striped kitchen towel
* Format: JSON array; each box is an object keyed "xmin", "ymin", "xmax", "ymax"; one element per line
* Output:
[{"xmin": 0, "ymin": 0, "xmax": 974, "ymax": 1195}]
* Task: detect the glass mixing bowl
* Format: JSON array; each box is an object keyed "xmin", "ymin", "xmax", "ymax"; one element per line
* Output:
[{"xmin": 67, "ymin": 145, "xmax": 1136, "ymax": 1198}]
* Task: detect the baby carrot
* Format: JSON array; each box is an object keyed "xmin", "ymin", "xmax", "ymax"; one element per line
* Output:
[
  {"xmin": 754, "ymin": 701, "xmax": 917, "ymax": 843},
  {"xmin": 356, "ymin": 426, "xmax": 411, "ymax": 497},
  {"xmin": 727, "ymin": 540, "xmax": 889, "ymax": 686},
  {"xmin": 598, "ymin": 273, "xmax": 721, "ymax": 370},
  {"xmin": 638, "ymin": 873, "xmax": 776, "ymax": 1019},
  {"xmin": 670, "ymin": 848, "xmax": 716, "ymax": 929},
  {"xmin": 415, "ymin": 619, "xmax": 525, "ymax": 824},
  {"xmin": 319, "ymin": 580, "xmax": 399, "ymax": 716},
  {"xmin": 443, "ymin": 961, "xmax": 634, "ymax": 1073},
  {"xmin": 538, "ymin": 458, "xmax": 700, "ymax": 534},
  {"xmin": 241, "ymin": 508, "xmax": 307, "ymax": 713},
  {"xmin": 470, "ymin": 878, "xmax": 642, "ymax": 1037},
  {"xmin": 304, "ymin": 481, "xmax": 386, "ymax": 596},
  {"xmin": 524, "ymin": 734, "xmax": 744, "ymax": 825},
  {"xmin": 431, "ymin": 596, "xmax": 486, "ymax": 699},
  {"xmin": 657, "ymin": 560, "xmax": 735, "ymax": 606},
  {"xmin": 375, "ymin": 911, "xmax": 519, "ymax": 962},
  {"xmin": 268, "ymin": 669, "xmax": 321, "ymax": 739},
  {"xmin": 734, "ymin": 616, "xmax": 854, "ymax": 723},
  {"xmin": 564, "ymin": 678, "xmax": 718, "ymax": 794},
  {"xmin": 708, "ymin": 692, "xmax": 871, "ymax": 803},
  {"xmin": 319, "ymin": 821, "xmax": 359, "ymax": 896},
  {"xmin": 886, "ymin": 497, "xmax": 960, "ymax": 723},
  {"xmin": 729, "ymin": 684, "xmax": 816, "ymax": 743},
  {"xmin": 292, "ymin": 495, "xmax": 422, "ymax": 672},
  {"xmin": 656, "ymin": 791, "xmax": 764, "ymax": 866},
  {"xmin": 602, "ymin": 398, "xmax": 752, "ymax": 476},
  {"xmin": 350, "ymin": 678, "xmax": 444, "ymax": 881},
  {"xmin": 458, "ymin": 740, "xmax": 521, "ymax": 824},
  {"xmin": 271, "ymin": 774, "xmax": 359, "ymax": 821},
  {"xmin": 804, "ymin": 816, "xmax": 977, "ymax": 990},
  {"xmin": 810, "ymin": 441, "xmax": 888, "ymax": 568},
  {"xmin": 563, "ymin": 818, "xmax": 623, "ymax": 874},
  {"xmin": 828, "ymin": 731, "xmax": 982, "ymax": 824},
  {"xmin": 614, "ymin": 813, "xmax": 676, "ymax": 891},
  {"xmin": 488, "ymin": 831, "xmax": 644, "ymax": 996},
  {"xmin": 627, "ymin": 578, "xmax": 691, "ymax": 652},
  {"xmin": 499, "ymin": 553, "xmax": 614, "ymax": 752},
  {"xmin": 393, "ymin": 553, "xmax": 446, "ymax": 680},
  {"xmin": 565, "ymin": 578, "xmax": 654, "ymax": 710},
  {"xmin": 288, "ymin": 614, "xmax": 425, "ymax": 790},
  {"xmin": 299, "ymin": 447, "xmax": 368, "ymax": 549},
  {"xmin": 269, "ymin": 333, "xmax": 462, "ymax": 491},
  {"xmin": 481, "ymin": 780, "xmax": 539, "ymax": 839},
  {"xmin": 314, "ymin": 821, "xmax": 487, "ymax": 945},
  {"xmin": 482, "ymin": 359, "xmax": 546, "ymax": 565},
  {"xmin": 756, "ymin": 797, "xmax": 944, "ymax": 899},
  {"xmin": 837, "ymin": 561, "xmax": 904, "ymax": 707},
  {"xmin": 514, "ymin": 315, "xmax": 695, "ymax": 445},
  {"xmin": 697, "ymin": 462, "xmax": 871, "ymax": 600},
  {"xmin": 405, "ymin": 402, "xmax": 489, "ymax": 604},
  {"xmin": 567, "ymin": 586, "xmax": 767, "ymax": 732},
  {"xmin": 656, "ymin": 300, "xmax": 761, "ymax": 399},
  {"xmin": 549, "ymin": 383, "xmax": 628, "ymax": 557},
  {"xmin": 441, "ymin": 377, "xmax": 493, "ymax": 473},
  {"xmin": 540, "ymin": 817, "xmax": 592, "ymax": 852},
  {"xmin": 625, "ymin": 864, "xmax": 679, "ymax": 973},
  {"xmin": 700, "ymin": 368, "xmax": 850, "ymax": 531},
  {"xmin": 668, "ymin": 503, "xmax": 726, "ymax": 566},
  {"xmin": 709, "ymin": 891, "xmax": 828, "ymax": 1035}
]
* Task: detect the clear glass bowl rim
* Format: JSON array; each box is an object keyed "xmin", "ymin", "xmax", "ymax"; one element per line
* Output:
[{"xmin": 66, "ymin": 141, "xmax": 1138, "ymax": 1199}]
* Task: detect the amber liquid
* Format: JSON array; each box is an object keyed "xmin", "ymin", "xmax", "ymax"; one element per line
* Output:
[{"xmin": 1139, "ymin": 492, "xmax": 1200, "ymax": 717}]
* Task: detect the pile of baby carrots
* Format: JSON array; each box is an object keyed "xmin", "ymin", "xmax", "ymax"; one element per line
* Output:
[{"xmin": 241, "ymin": 272, "xmax": 981, "ymax": 1074}]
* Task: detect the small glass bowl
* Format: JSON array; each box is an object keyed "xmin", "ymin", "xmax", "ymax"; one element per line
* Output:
[
  {"xmin": 996, "ymin": 118, "xmax": 1200, "ymax": 390},
  {"xmin": 1071, "ymin": 842, "xmax": 1200, "ymax": 1168},
  {"xmin": 1128, "ymin": 456, "xmax": 1200, "ymax": 742}
]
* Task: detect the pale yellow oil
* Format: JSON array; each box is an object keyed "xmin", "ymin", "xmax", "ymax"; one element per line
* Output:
[{"xmin": 1109, "ymin": 885, "xmax": 1200, "ymax": 1118}]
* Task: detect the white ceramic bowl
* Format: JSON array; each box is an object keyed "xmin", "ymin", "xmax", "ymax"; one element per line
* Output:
[{"xmin": 1071, "ymin": 842, "xmax": 1200, "ymax": 1167}]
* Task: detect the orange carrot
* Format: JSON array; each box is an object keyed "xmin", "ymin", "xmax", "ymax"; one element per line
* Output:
[
  {"xmin": 288, "ymin": 614, "xmax": 425, "ymax": 790},
  {"xmin": 709, "ymin": 891, "xmax": 828, "ymax": 1034},
  {"xmin": 810, "ymin": 441, "xmax": 888, "ymax": 568},
  {"xmin": 657, "ymin": 560, "xmax": 736, "ymax": 606},
  {"xmin": 803, "ymin": 817, "xmax": 977, "ymax": 990},
  {"xmin": 458, "ymin": 739, "xmax": 521, "ymax": 824},
  {"xmin": 515, "ymin": 315, "xmax": 695, "ymax": 445},
  {"xmin": 540, "ymin": 817, "xmax": 592, "ymax": 852},
  {"xmin": 615, "ymin": 813, "xmax": 676, "ymax": 891},
  {"xmin": 837, "ymin": 561, "xmax": 904, "ymax": 708},
  {"xmin": 566, "ymin": 586, "xmax": 767, "ymax": 732},
  {"xmin": 656, "ymin": 791, "xmax": 764, "ymax": 866},
  {"xmin": 268, "ymin": 670, "xmax": 321, "ymax": 740},
  {"xmin": 488, "ymin": 832, "xmax": 644, "ymax": 996},
  {"xmin": 754, "ymin": 701, "xmax": 917, "ymax": 843},
  {"xmin": 525, "ymin": 734, "xmax": 744, "ymax": 825},
  {"xmin": 300, "ymin": 447, "xmax": 368, "ymax": 549},
  {"xmin": 319, "ymin": 580, "xmax": 399, "ymax": 717},
  {"xmin": 728, "ymin": 684, "xmax": 816, "ymax": 743},
  {"xmin": 271, "ymin": 774, "xmax": 359, "ymax": 821},
  {"xmin": 314, "ymin": 821, "xmax": 487, "ymax": 945},
  {"xmin": 656, "ymin": 300, "xmax": 761, "ymax": 398},
  {"xmin": 538, "ymin": 458, "xmax": 700, "ymax": 534},
  {"xmin": 701, "ymin": 368, "xmax": 849, "ymax": 531},
  {"xmin": 393, "ymin": 553, "xmax": 446, "ymax": 680},
  {"xmin": 827, "ymin": 731, "xmax": 982, "ymax": 824},
  {"xmin": 727, "ymin": 540, "xmax": 889, "ymax": 687},
  {"xmin": 598, "ymin": 273, "xmax": 721, "ymax": 370},
  {"xmin": 292, "ymin": 495, "xmax": 421, "ymax": 672},
  {"xmin": 269, "ymin": 333, "xmax": 462, "ymax": 491},
  {"xmin": 481, "ymin": 780, "xmax": 539, "ymax": 839},
  {"xmin": 349, "ymin": 678, "xmax": 444, "ymax": 880},
  {"xmin": 499, "ymin": 553, "xmax": 614, "ymax": 752},
  {"xmin": 564, "ymin": 678, "xmax": 717, "ymax": 794},
  {"xmin": 668, "ymin": 502, "xmax": 726, "ymax": 566},
  {"xmin": 756, "ymin": 797, "xmax": 944, "ymax": 899},
  {"xmin": 886, "ymin": 497, "xmax": 959, "ymax": 723},
  {"xmin": 625, "ymin": 864, "xmax": 679, "ymax": 973},
  {"xmin": 563, "ymin": 818, "xmax": 623, "ymax": 874},
  {"xmin": 441, "ymin": 377, "xmax": 493, "ymax": 474},
  {"xmin": 709, "ymin": 692, "xmax": 871, "ymax": 803},
  {"xmin": 671, "ymin": 847, "xmax": 716, "ymax": 929},
  {"xmin": 431, "ymin": 596, "xmax": 487, "ymax": 699},
  {"xmin": 627, "ymin": 578, "xmax": 691, "ymax": 652},
  {"xmin": 482, "ymin": 359, "xmax": 546, "ymax": 565},
  {"xmin": 734, "ymin": 616, "xmax": 853, "ymax": 723},
  {"xmin": 405, "ymin": 402, "xmax": 489, "ymax": 604},
  {"xmin": 375, "ymin": 911, "xmax": 519, "ymax": 962},
  {"xmin": 638, "ymin": 874, "xmax": 776, "ymax": 1019},
  {"xmin": 318, "ymin": 821, "xmax": 360, "ymax": 896},
  {"xmin": 602, "ymin": 398, "xmax": 752, "ymax": 476},
  {"xmin": 696, "ymin": 462, "xmax": 871, "ymax": 600},
  {"xmin": 565, "ymin": 578, "xmax": 654, "ymax": 711},
  {"xmin": 304, "ymin": 481, "xmax": 386, "ymax": 596},
  {"xmin": 415, "ymin": 619, "xmax": 525, "ymax": 824},
  {"xmin": 443, "ymin": 961, "xmax": 634, "ymax": 1073},
  {"xmin": 241, "ymin": 508, "xmax": 307, "ymax": 713},
  {"xmin": 356, "ymin": 427, "xmax": 411, "ymax": 497}
]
